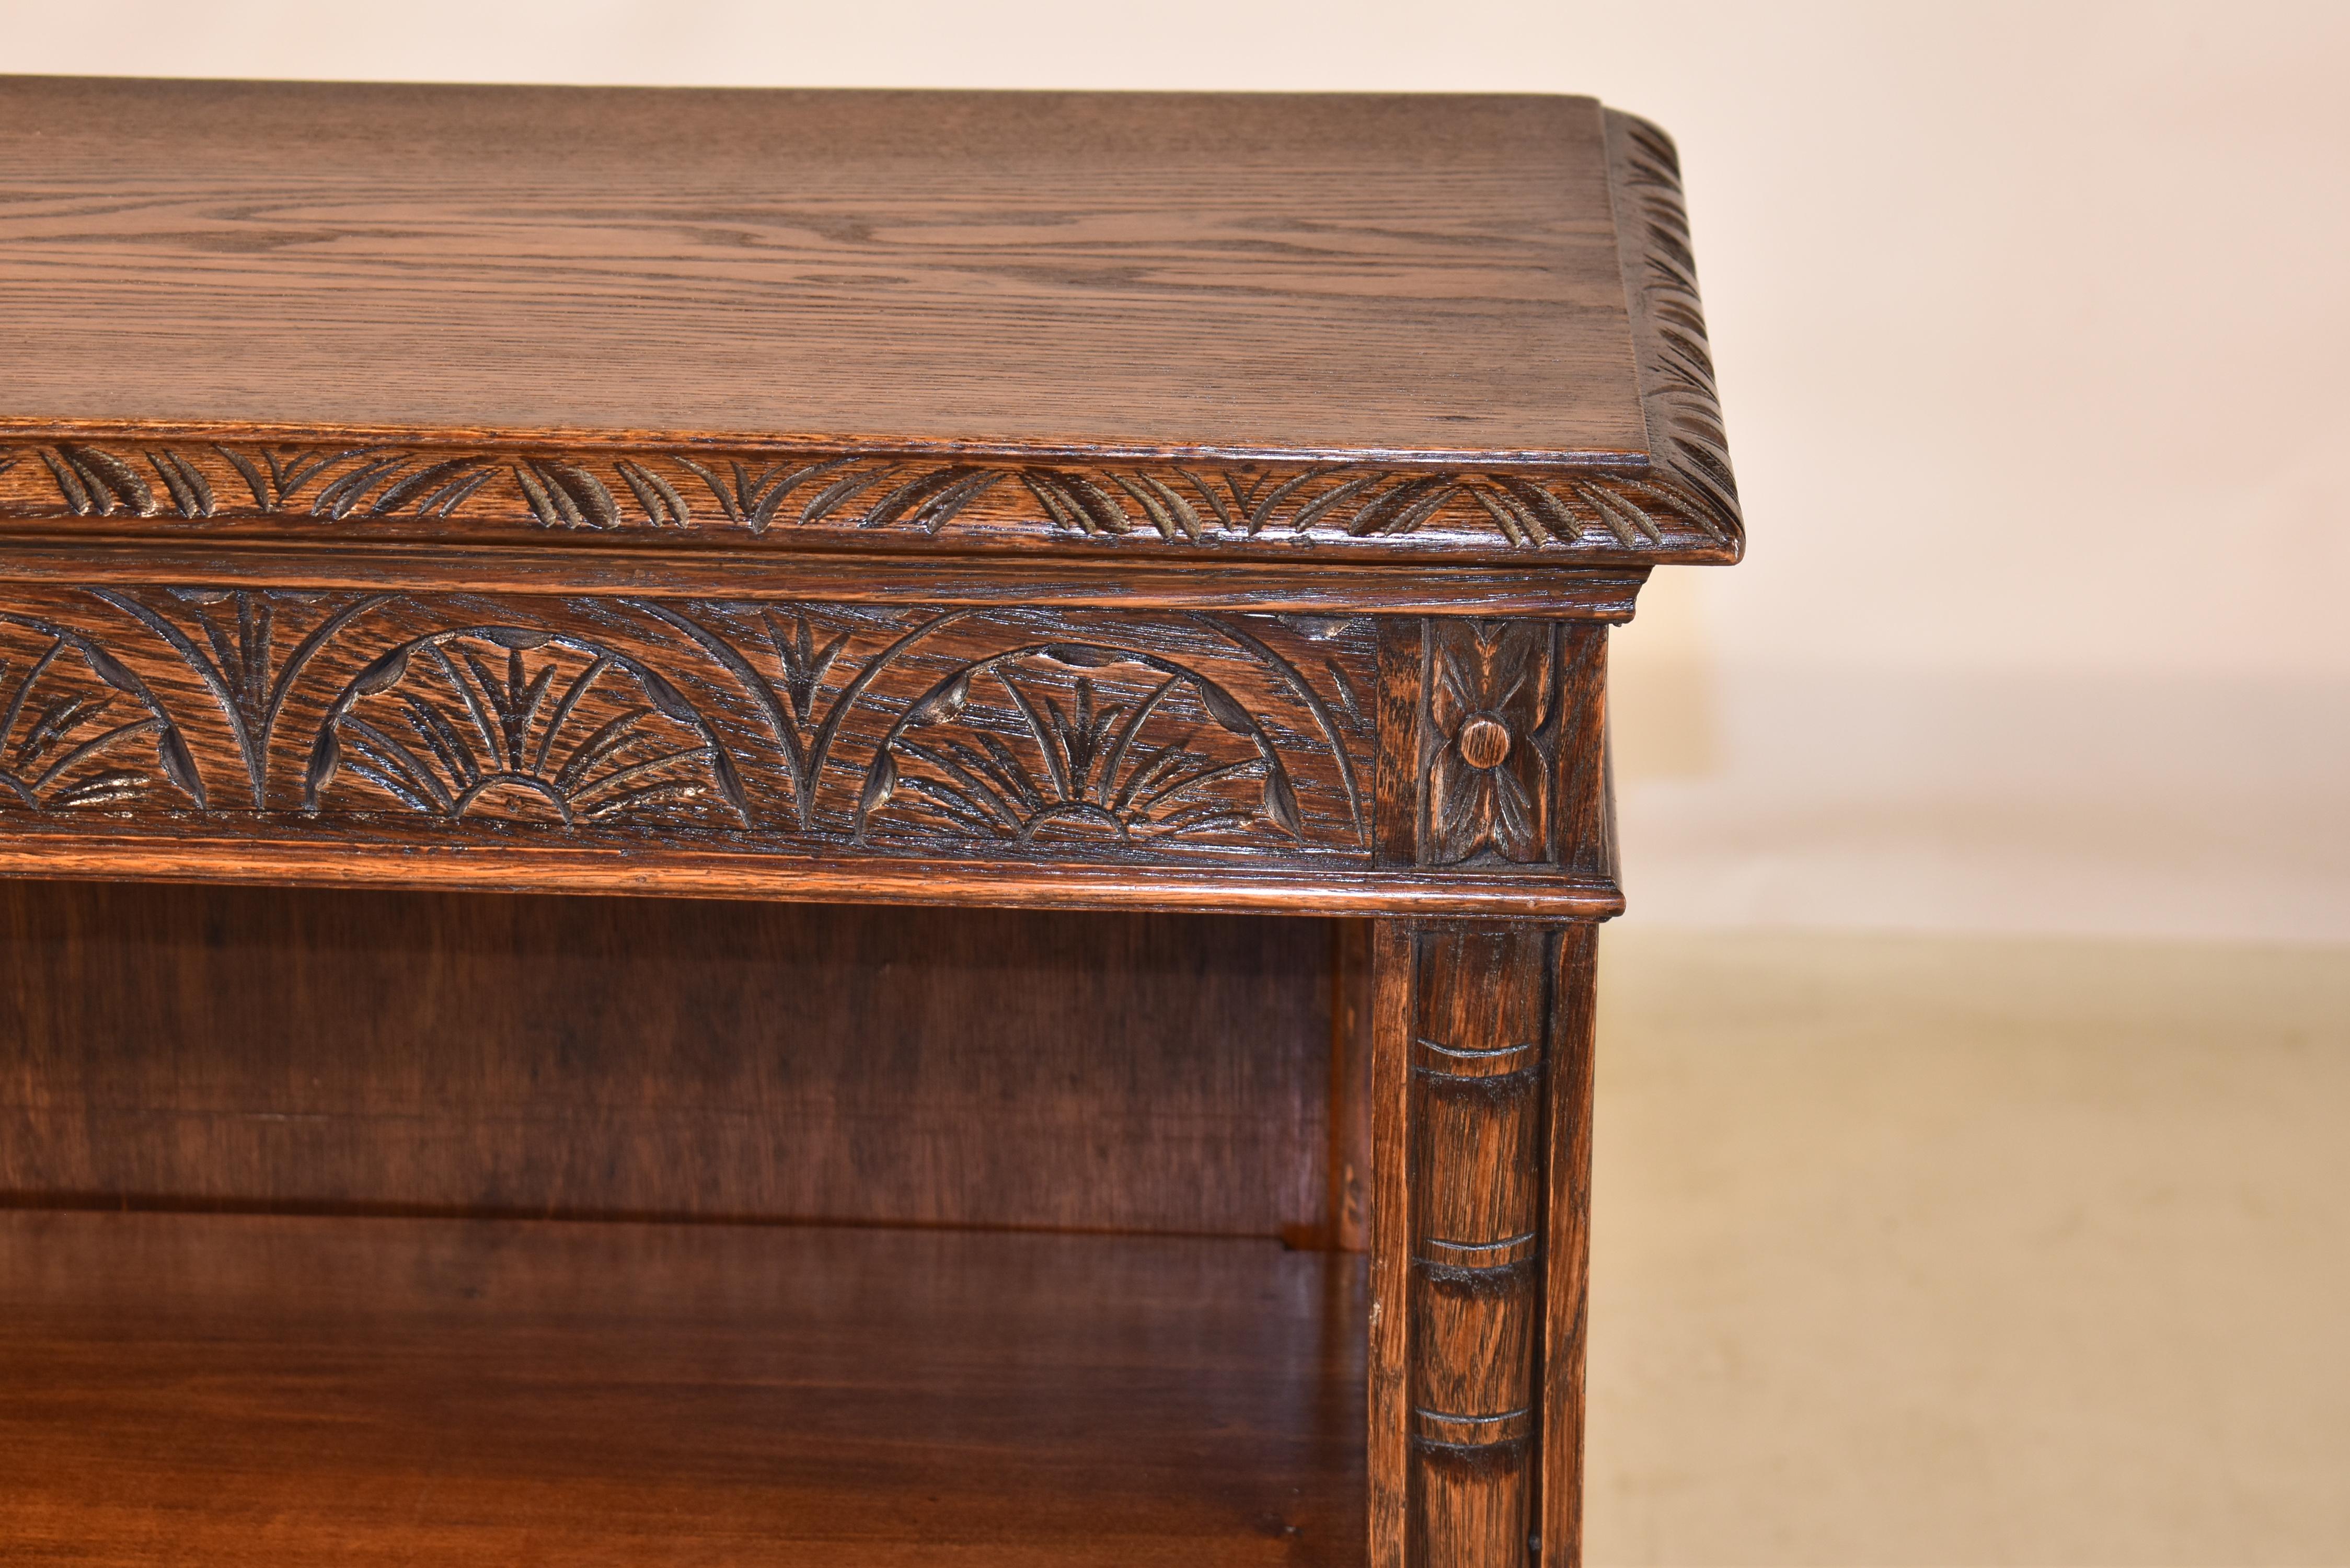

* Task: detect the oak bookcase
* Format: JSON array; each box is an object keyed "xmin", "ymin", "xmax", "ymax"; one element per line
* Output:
[{"xmin": 0, "ymin": 79, "xmax": 1740, "ymax": 1566}]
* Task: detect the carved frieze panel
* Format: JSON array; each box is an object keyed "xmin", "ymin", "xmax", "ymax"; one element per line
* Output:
[{"xmin": 0, "ymin": 589, "xmax": 1374, "ymax": 865}]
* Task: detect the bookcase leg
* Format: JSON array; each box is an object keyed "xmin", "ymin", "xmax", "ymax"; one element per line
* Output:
[{"xmin": 1370, "ymin": 919, "xmax": 1597, "ymax": 1568}]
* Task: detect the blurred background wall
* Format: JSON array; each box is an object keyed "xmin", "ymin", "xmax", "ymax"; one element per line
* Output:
[{"xmin": 9, "ymin": 0, "xmax": 2342, "ymax": 941}]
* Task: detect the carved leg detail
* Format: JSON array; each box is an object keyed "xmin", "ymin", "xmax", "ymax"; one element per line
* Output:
[{"xmin": 1371, "ymin": 919, "xmax": 1598, "ymax": 1568}]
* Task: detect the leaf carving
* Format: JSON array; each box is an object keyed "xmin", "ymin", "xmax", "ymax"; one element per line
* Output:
[
  {"xmin": 707, "ymin": 743, "xmax": 748, "ymax": 814},
  {"xmin": 304, "ymin": 728, "xmax": 341, "ymax": 800},
  {"xmin": 860, "ymin": 750, "xmax": 898, "ymax": 814},
  {"xmin": 515, "ymin": 460, "xmax": 619, "ymax": 529},
  {"xmin": 614, "ymin": 459, "xmax": 688, "ymax": 526},
  {"xmin": 1416, "ymin": 620, "xmax": 1558, "ymax": 867},
  {"xmin": 1039, "ymin": 644, "xmax": 1125, "ymax": 668},
  {"xmin": 147, "ymin": 451, "xmax": 214, "ymax": 518},
  {"xmin": 313, "ymin": 454, "xmax": 410, "ymax": 519},
  {"xmin": 371, "ymin": 458, "xmax": 489, "ymax": 518},
  {"xmin": 80, "ymin": 644, "xmax": 145, "ymax": 695},
  {"xmin": 215, "ymin": 447, "xmax": 274, "ymax": 511},
  {"xmin": 38, "ymin": 446, "xmax": 158, "ymax": 517},
  {"xmin": 635, "ymin": 666, "xmax": 699, "ymax": 723},
  {"xmin": 0, "ymin": 617, "xmax": 198, "ymax": 813},
  {"xmin": 1262, "ymin": 763, "xmax": 1303, "ymax": 839},
  {"xmin": 155, "ymin": 726, "xmax": 205, "ymax": 807},
  {"xmin": 0, "ymin": 594, "xmax": 1375, "ymax": 857},
  {"xmin": 352, "ymin": 647, "xmax": 411, "ymax": 696},
  {"xmin": 849, "ymin": 627, "xmax": 1351, "ymax": 855},
  {"xmin": 905, "ymin": 671, "xmax": 973, "ymax": 727},
  {"xmin": 66, "ymin": 446, "xmax": 156, "ymax": 516},
  {"xmin": 1194, "ymin": 679, "xmax": 1255, "ymax": 735},
  {"xmin": 1610, "ymin": 113, "xmax": 1743, "ymax": 543}
]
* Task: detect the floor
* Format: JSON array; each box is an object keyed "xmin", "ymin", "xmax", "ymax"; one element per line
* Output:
[{"xmin": 1582, "ymin": 928, "xmax": 2350, "ymax": 1566}]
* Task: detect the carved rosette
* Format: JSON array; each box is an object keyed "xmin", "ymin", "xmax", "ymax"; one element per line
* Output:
[{"xmin": 1416, "ymin": 621, "xmax": 1559, "ymax": 867}]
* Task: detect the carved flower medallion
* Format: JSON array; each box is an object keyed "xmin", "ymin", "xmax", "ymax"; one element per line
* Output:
[{"xmin": 1420, "ymin": 622, "xmax": 1556, "ymax": 865}]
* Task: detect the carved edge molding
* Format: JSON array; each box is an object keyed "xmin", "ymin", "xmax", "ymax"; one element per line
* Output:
[
  {"xmin": 0, "ymin": 442, "xmax": 1738, "ymax": 560},
  {"xmin": 1605, "ymin": 109, "xmax": 1743, "ymax": 553}
]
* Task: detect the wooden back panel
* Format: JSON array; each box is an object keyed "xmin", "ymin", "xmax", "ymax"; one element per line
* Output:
[{"xmin": 0, "ymin": 881, "xmax": 1354, "ymax": 1242}]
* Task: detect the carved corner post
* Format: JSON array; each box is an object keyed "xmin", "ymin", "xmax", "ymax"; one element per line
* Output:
[
  {"xmin": 1370, "ymin": 921, "xmax": 1599, "ymax": 1568},
  {"xmin": 1369, "ymin": 616, "xmax": 1609, "ymax": 1568}
]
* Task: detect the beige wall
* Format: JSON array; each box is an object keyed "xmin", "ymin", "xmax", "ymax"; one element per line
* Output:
[{"xmin": 9, "ymin": 0, "xmax": 2344, "ymax": 940}]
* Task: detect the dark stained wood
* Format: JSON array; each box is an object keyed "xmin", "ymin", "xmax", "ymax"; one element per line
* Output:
[
  {"xmin": 0, "ymin": 82, "xmax": 1640, "ymax": 464},
  {"xmin": 0, "ymin": 1209, "xmax": 1368, "ymax": 1565},
  {"xmin": 1415, "ymin": 622, "xmax": 1566, "ymax": 867},
  {"xmin": 1369, "ymin": 919, "xmax": 1600, "ymax": 1568},
  {"xmin": 1407, "ymin": 925, "xmax": 1549, "ymax": 1564},
  {"xmin": 1367, "ymin": 920, "xmax": 1415, "ymax": 1568},
  {"xmin": 1320, "ymin": 919, "xmax": 1377, "ymax": 1254},
  {"xmin": 0, "ymin": 590, "xmax": 1624, "ymax": 916},
  {"xmin": 1605, "ymin": 110, "xmax": 1742, "ymax": 545},
  {"xmin": 0, "ymin": 86, "xmax": 1740, "ymax": 569},
  {"xmin": 1373, "ymin": 616, "xmax": 1617, "ymax": 880},
  {"xmin": 0, "ymin": 832, "xmax": 1624, "ymax": 919},
  {"xmin": 1540, "ymin": 925, "xmax": 1600, "ymax": 1568},
  {"xmin": 1554, "ymin": 625, "xmax": 1614, "ymax": 880},
  {"xmin": 0, "ymin": 437, "xmax": 1737, "ymax": 566},
  {"xmin": 0, "ymin": 882, "xmax": 1340, "ymax": 1239},
  {"xmin": 0, "ymin": 535, "xmax": 1655, "ymax": 619},
  {"xmin": 0, "ymin": 78, "xmax": 1746, "ymax": 1568},
  {"xmin": 0, "ymin": 589, "xmax": 1378, "ymax": 863},
  {"xmin": 1372, "ymin": 619, "xmax": 1425, "ymax": 871}
]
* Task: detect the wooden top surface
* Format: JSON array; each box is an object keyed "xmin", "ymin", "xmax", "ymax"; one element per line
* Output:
[
  {"xmin": 3, "ymin": 78, "xmax": 1633, "ymax": 460},
  {"xmin": 0, "ymin": 78, "xmax": 1739, "ymax": 567}
]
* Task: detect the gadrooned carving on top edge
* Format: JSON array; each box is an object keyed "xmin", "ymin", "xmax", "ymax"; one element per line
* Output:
[
  {"xmin": 0, "ymin": 442, "xmax": 1737, "ymax": 556},
  {"xmin": 1609, "ymin": 113, "xmax": 1742, "ymax": 545}
]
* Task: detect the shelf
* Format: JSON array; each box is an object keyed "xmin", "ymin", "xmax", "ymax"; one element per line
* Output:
[{"xmin": 0, "ymin": 1210, "xmax": 1367, "ymax": 1565}]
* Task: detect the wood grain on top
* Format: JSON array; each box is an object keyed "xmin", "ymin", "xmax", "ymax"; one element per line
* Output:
[{"xmin": 0, "ymin": 78, "xmax": 1641, "ymax": 464}]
